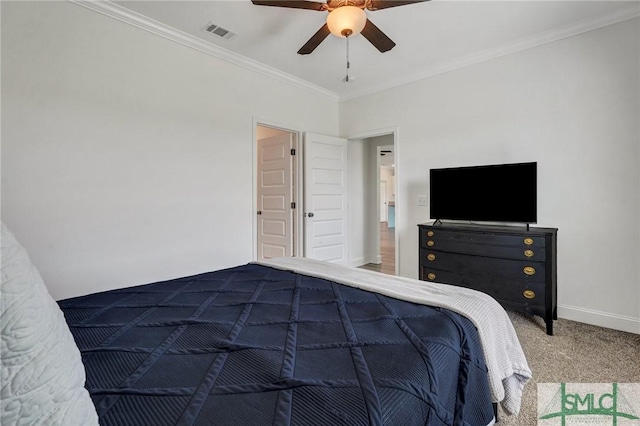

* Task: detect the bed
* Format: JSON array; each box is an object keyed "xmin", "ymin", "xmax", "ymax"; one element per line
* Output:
[{"xmin": 1, "ymin": 223, "xmax": 531, "ymax": 426}]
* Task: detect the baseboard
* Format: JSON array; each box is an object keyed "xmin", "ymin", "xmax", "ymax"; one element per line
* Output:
[
  {"xmin": 558, "ymin": 304, "xmax": 640, "ymax": 334},
  {"xmin": 350, "ymin": 257, "xmax": 366, "ymax": 268}
]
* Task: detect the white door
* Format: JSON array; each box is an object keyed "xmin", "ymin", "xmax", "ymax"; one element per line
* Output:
[
  {"xmin": 380, "ymin": 180, "xmax": 387, "ymax": 222},
  {"xmin": 304, "ymin": 132, "xmax": 349, "ymax": 265},
  {"xmin": 257, "ymin": 133, "xmax": 293, "ymax": 260}
]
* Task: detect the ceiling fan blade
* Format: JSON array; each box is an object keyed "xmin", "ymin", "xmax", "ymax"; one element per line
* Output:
[
  {"xmin": 297, "ymin": 23, "xmax": 331, "ymax": 55},
  {"xmin": 251, "ymin": 0, "xmax": 325, "ymax": 11},
  {"xmin": 361, "ymin": 19, "xmax": 396, "ymax": 53},
  {"xmin": 367, "ymin": 0, "xmax": 429, "ymax": 11}
]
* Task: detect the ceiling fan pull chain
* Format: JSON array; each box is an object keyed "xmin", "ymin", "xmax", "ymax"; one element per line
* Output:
[{"xmin": 345, "ymin": 34, "xmax": 351, "ymax": 82}]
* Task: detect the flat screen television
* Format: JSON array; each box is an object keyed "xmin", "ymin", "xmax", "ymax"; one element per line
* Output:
[{"xmin": 429, "ymin": 162, "xmax": 537, "ymax": 224}]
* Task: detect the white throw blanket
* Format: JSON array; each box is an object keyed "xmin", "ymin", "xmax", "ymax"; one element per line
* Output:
[{"xmin": 255, "ymin": 257, "xmax": 532, "ymax": 416}]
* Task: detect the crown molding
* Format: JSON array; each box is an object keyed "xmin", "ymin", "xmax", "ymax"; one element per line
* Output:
[
  {"xmin": 339, "ymin": 3, "xmax": 640, "ymax": 102},
  {"xmin": 67, "ymin": 0, "xmax": 339, "ymax": 102},
  {"xmin": 67, "ymin": 0, "xmax": 638, "ymax": 104}
]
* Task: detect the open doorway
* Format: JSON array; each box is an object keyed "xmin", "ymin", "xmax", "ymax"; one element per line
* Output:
[
  {"xmin": 374, "ymin": 145, "xmax": 396, "ymax": 275},
  {"xmin": 347, "ymin": 130, "xmax": 397, "ymax": 276},
  {"xmin": 254, "ymin": 123, "xmax": 350, "ymax": 265}
]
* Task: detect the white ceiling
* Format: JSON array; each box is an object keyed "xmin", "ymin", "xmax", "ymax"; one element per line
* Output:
[{"xmin": 103, "ymin": 0, "xmax": 638, "ymax": 100}]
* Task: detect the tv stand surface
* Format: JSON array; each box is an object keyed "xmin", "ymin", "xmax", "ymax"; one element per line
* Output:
[{"xmin": 418, "ymin": 221, "xmax": 558, "ymax": 335}]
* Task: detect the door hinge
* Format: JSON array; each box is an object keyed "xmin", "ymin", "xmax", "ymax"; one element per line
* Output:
[
  {"xmin": 291, "ymin": 148, "xmax": 296, "ymax": 156},
  {"xmin": 291, "ymin": 202, "xmax": 296, "ymax": 209}
]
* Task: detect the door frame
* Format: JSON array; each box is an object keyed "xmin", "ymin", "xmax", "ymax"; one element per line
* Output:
[
  {"xmin": 253, "ymin": 117, "xmax": 304, "ymax": 261},
  {"xmin": 346, "ymin": 126, "xmax": 399, "ymax": 276},
  {"xmin": 380, "ymin": 179, "xmax": 387, "ymax": 223}
]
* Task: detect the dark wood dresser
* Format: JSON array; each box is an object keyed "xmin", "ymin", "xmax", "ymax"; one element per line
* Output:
[{"xmin": 418, "ymin": 222, "xmax": 558, "ymax": 335}]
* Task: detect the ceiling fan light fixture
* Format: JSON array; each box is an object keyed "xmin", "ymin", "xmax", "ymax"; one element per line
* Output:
[{"xmin": 326, "ymin": 6, "xmax": 366, "ymax": 38}]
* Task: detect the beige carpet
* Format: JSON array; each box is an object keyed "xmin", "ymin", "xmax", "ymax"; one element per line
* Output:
[{"xmin": 496, "ymin": 311, "xmax": 640, "ymax": 424}]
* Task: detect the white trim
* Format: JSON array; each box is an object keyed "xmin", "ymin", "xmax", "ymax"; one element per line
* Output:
[
  {"xmin": 339, "ymin": 4, "xmax": 640, "ymax": 102},
  {"xmin": 345, "ymin": 126, "xmax": 399, "ymax": 141},
  {"xmin": 349, "ymin": 256, "xmax": 366, "ymax": 268},
  {"xmin": 558, "ymin": 304, "xmax": 640, "ymax": 335},
  {"xmin": 252, "ymin": 118, "xmax": 259, "ymax": 262},
  {"xmin": 67, "ymin": 0, "xmax": 339, "ymax": 102}
]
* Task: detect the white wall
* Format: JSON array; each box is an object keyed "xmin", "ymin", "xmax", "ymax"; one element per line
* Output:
[
  {"xmin": 340, "ymin": 18, "xmax": 640, "ymax": 333},
  {"xmin": 1, "ymin": 1, "xmax": 339, "ymax": 300},
  {"xmin": 347, "ymin": 138, "xmax": 367, "ymax": 266}
]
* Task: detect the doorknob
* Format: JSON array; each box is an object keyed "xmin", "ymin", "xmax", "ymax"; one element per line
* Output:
[
  {"xmin": 257, "ymin": 211, "xmax": 262, "ymax": 215},
  {"xmin": 308, "ymin": 212, "xmax": 314, "ymax": 218}
]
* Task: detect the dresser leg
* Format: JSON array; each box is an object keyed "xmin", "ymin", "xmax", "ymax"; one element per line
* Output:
[{"xmin": 546, "ymin": 314, "xmax": 554, "ymax": 336}]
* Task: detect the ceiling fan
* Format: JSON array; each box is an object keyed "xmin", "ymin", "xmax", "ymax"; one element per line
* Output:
[{"xmin": 251, "ymin": 0, "xmax": 430, "ymax": 55}]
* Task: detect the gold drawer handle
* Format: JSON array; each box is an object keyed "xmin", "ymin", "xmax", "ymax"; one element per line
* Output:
[
  {"xmin": 523, "ymin": 266, "xmax": 536, "ymax": 276},
  {"xmin": 524, "ymin": 249, "xmax": 534, "ymax": 258},
  {"xmin": 427, "ymin": 272, "xmax": 436, "ymax": 281},
  {"xmin": 427, "ymin": 230, "xmax": 434, "ymax": 237},
  {"xmin": 427, "ymin": 253, "xmax": 436, "ymax": 261},
  {"xmin": 524, "ymin": 237, "xmax": 534, "ymax": 246},
  {"xmin": 426, "ymin": 240, "xmax": 435, "ymax": 247},
  {"xmin": 523, "ymin": 289, "xmax": 536, "ymax": 299}
]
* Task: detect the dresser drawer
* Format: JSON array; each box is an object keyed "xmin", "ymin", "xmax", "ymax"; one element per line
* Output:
[
  {"xmin": 420, "ymin": 249, "xmax": 546, "ymax": 283},
  {"xmin": 420, "ymin": 240, "xmax": 545, "ymax": 262},
  {"xmin": 419, "ymin": 266, "xmax": 546, "ymax": 308},
  {"xmin": 420, "ymin": 228, "xmax": 546, "ymax": 250}
]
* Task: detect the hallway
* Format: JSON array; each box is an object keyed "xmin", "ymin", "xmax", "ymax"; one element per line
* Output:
[{"xmin": 359, "ymin": 222, "xmax": 395, "ymax": 276}]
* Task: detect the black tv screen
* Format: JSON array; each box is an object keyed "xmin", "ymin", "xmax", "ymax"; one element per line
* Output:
[{"xmin": 429, "ymin": 162, "xmax": 537, "ymax": 223}]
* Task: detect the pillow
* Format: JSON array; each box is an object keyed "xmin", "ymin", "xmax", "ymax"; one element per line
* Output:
[{"xmin": 1, "ymin": 223, "xmax": 99, "ymax": 425}]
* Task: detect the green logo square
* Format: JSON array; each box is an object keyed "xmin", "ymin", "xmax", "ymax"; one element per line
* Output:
[{"xmin": 538, "ymin": 383, "xmax": 640, "ymax": 425}]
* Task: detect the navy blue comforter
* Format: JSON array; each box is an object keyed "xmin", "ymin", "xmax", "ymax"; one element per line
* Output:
[{"xmin": 58, "ymin": 263, "xmax": 494, "ymax": 425}]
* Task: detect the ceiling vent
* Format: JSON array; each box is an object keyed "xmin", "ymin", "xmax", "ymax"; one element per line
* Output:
[{"xmin": 202, "ymin": 22, "xmax": 236, "ymax": 40}]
